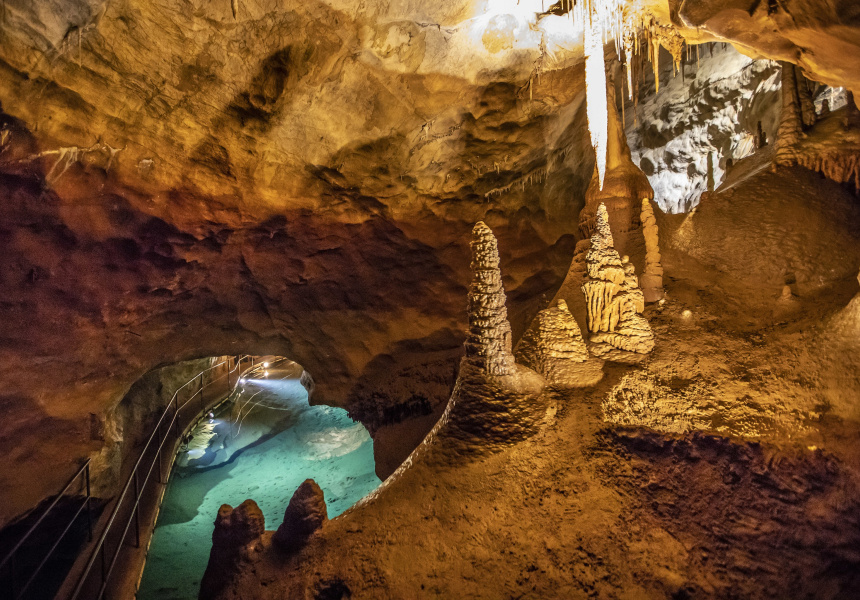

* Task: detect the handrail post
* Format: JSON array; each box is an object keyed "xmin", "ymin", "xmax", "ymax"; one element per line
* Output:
[{"xmin": 85, "ymin": 463, "xmax": 93, "ymax": 542}]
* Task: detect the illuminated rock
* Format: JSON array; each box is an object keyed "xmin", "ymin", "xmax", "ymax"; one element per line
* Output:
[
  {"xmin": 581, "ymin": 204, "xmax": 654, "ymax": 358},
  {"xmin": 515, "ymin": 299, "xmax": 604, "ymax": 388},
  {"xmin": 273, "ymin": 479, "xmax": 328, "ymax": 553},
  {"xmin": 464, "ymin": 222, "xmax": 516, "ymax": 377},
  {"xmin": 429, "ymin": 221, "xmax": 546, "ymax": 454}
]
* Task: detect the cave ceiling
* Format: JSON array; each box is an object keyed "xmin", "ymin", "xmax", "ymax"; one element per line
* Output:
[{"xmin": 0, "ymin": 0, "xmax": 857, "ymax": 226}]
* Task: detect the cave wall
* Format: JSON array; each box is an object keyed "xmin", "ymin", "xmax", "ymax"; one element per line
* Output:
[{"xmin": 626, "ymin": 43, "xmax": 781, "ymax": 213}]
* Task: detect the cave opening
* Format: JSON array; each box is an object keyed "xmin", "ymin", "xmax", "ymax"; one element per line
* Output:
[{"xmin": 135, "ymin": 357, "xmax": 381, "ymax": 600}]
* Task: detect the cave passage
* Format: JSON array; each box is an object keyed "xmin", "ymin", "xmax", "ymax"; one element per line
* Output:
[{"xmin": 136, "ymin": 359, "xmax": 381, "ymax": 600}]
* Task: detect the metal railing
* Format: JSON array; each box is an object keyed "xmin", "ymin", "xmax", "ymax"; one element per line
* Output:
[
  {"xmin": 67, "ymin": 355, "xmax": 252, "ymax": 600},
  {"xmin": 0, "ymin": 460, "xmax": 93, "ymax": 600}
]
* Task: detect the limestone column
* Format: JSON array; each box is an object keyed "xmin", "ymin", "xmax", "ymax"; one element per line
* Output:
[{"xmin": 775, "ymin": 62, "xmax": 804, "ymax": 165}]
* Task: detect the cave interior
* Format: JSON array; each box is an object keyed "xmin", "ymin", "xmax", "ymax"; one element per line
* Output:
[{"xmin": 1, "ymin": 0, "xmax": 860, "ymax": 599}]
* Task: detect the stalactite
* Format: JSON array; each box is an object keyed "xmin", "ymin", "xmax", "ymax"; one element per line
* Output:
[
  {"xmin": 585, "ymin": 21, "xmax": 608, "ymax": 190},
  {"xmin": 652, "ymin": 38, "xmax": 660, "ymax": 94}
]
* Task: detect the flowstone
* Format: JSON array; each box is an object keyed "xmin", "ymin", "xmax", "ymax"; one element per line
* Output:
[{"xmin": 581, "ymin": 204, "xmax": 654, "ymax": 360}]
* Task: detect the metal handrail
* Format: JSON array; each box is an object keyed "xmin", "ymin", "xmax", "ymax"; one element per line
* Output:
[
  {"xmin": 69, "ymin": 355, "xmax": 250, "ymax": 600},
  {"xmin": 0, "ymin": 460, "xmax": 92, "ymax": 600}
]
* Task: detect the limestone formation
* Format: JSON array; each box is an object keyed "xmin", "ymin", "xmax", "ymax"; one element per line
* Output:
[
  {"xmin": 273, "ymin": 479, "xmax": 328, "ymax": 553},
  {"xmin": 516, "ymin": 300, "xmax": 596, "ymax": 388},
  {"xmin": 639, "ymin": 198, "xmax": 664, "ymax": 303},
  {"xmin": 798, "ymin": 74, "xmax": 818, "ymax": 130},
  {"xmin": 200, "ymin": 500, "xmax": 265, "ymax": 600},
  {"xmin": 578, "ymin": 78, "xmax": 654, "ymax": 260},
  {"xmin": 757, "ymin": 121, "xmax": 767, "ymax": 149},
  {"xmin": 465, "ymin": 222, "xmax": 516, "ymax": 377},
  {"xmin": 581, "ymin": 204, "xmax": 654, "ymax": 358},
  {"xmin": 425, "ymin": 221, "xmax": 547, "ymax": 454},
  {"xmin": 775, "ymin": 62, "xmax": 805, "ymax": 166},
  {"xmin": 775, "ymin": 63, "xmax": 860, "ymax": 189}
]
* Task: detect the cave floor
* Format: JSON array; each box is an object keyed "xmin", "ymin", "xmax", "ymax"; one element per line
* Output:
[
  {"xmin": 136, "ymin": 370, "xmax": 381, "ymax": 600},
  {"xmin": 208, "ymin": 219, "xmax": 860, "ymax": 599}
]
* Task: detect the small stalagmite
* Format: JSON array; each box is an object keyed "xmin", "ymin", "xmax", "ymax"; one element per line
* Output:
[
  {"xmin": 200, "ymin": 500, "xmax": 266, "ymax": 600},
  {"xmin": 273, "ymin": 479, "xmax": 328, "ymax": 553},
  {"xmin": 465, "ymin": 221, "xmax": 517, "ymax": 376},
  {"xmin": 581, "ymin": 204, "xmax": 655, "ymax": 358},
  {"xmin": 516, "ymin": 299, "xmax": 591, "ymax": 387}
]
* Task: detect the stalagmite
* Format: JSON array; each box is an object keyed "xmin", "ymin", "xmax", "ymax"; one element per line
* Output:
[
  {"xmin": 581, "ymin": 204, "xmax": 655, "ymax": 358},
  {"xmin": 639, "ymin": 198, "xmax": 664, "ymax": 303},
  {"xmin": 756, "ymin": 121, "xmax": 767, "ymax": 148},
  {"xmin": 429, "ymin": 222, "xmax": 546, "ymax": 453},
  {"xmin": 273, "ymin": 479, "xmax": 328, "ymax": 553},
  {"xmin": 515, "ymin": 299, "xmax": 602, "ymax": 388},
  {"xmin": 200, "ymin": 500, "xmax": 265, "ymax": 600},
  {"xmin": 465, "ymin": 222, "xmax": 516, "ymax": 376}
]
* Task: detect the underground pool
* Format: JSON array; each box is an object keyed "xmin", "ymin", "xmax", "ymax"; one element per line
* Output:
[{"xmin": 136, "ymin": 359, "xmax": 381, "ymax": 600}]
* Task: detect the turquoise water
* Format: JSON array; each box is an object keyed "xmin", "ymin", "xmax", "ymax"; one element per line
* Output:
[{"xmin": 137, "ymin": 370, "xmax": 380, "ymax": 600}]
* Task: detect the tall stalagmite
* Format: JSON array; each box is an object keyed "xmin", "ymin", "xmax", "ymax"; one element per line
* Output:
[
  {"xmin": 465, "ymin": 222, "xmax": 516, "ymax": 376},
  {"xmin": 424, "ymin": 221, "xmax": 546, "ymax": 454},
  {"xmin": 581, "ymin": 204, "xmax": 655, "ymax": 358}
]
